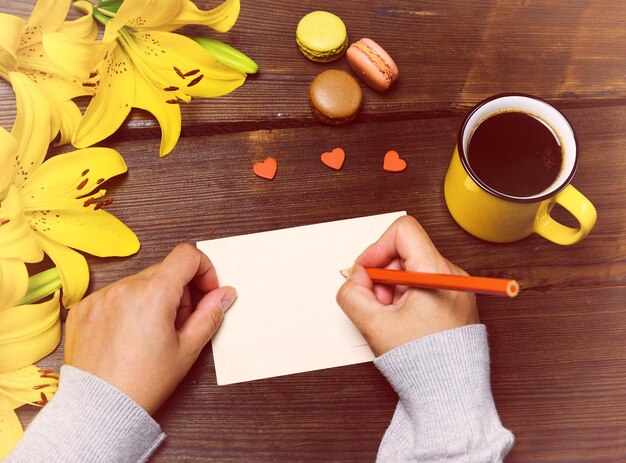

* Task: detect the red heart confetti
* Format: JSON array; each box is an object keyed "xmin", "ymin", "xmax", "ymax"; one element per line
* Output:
[
  {"xmin": 253, "ymin": 157, "xmax": 277, "ymax": 180},
  {"xmin": 383, "ymin": 150, "xmax": 407, "ymax": 173},
  {"xmin": 320, "ymin": 147, "xmax": 346, "ymax": 170}
]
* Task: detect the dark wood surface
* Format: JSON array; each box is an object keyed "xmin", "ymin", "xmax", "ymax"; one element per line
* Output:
[{"xmin": 5, "ymin": 0, "xmax": 626, "ymax": 461}]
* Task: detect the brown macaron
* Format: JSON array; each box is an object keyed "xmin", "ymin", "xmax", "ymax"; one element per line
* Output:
[{"xmin": 309, "ymin": 69, "xmax": 362, "ymax": 125}]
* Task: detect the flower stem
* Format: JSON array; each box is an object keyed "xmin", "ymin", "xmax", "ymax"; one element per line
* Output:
[
  {"xmin": 96, "ymin": 0, "xmax": 124, "ymax": 13},
  {"xmin": 93, "ymin": 8, "xmax": 112, "ymax": 25},
  {"xmin": 16, "ymin": 268, "xmax": 61, "ymax": 306}
]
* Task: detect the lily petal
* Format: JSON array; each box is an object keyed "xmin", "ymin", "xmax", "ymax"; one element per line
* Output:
[
  {"xmin": 0, "ymin": 126, "xmax": 17, "ymax": 199},
  {"xmin": 37, "ymin": 233, "xmax": 88, "ymax": 307},
  {"xmin": 43, "ymin": 32, "xmax": 109, "ymax": 80},
  {"xmin": 21, "ymin": 0, "xmax": 71, "ymax": 49},
  {"xmin": 48, "ymin": 94, "xmax": 62, "ymax": 143},
  {"xmin": 32, "ymin": 68, "xmax": 92, "ymax": 102},
  {"xmin": 73, "ymin": 46, "xmax": 134, "ymax": 149},
  {"xmin": 105, "ymin": 0, "xmax": 184, "ymax": 40},
  {"xmin": 17, "ymin": 40, "xmax": 73, "ymax": 80},
  {"xmin": 0, "ymin": 292, "xmax": 61, "ymax": 373},
  {"xmin": 21, "ymin": 147, "xmax": 128, "ymax": 201},
  {"xmin": 106, "ymin": 0, "xmax": 239, "ymax": 36},
  {"xmin": 0, "ymin": 13, "xmax": 26, "ymax": 71},
  {"xmin": 10, "ymin": 72, "xmax": 51, "ymax": 185},
  {"xmin": 54, "ymin": 99, "xmax": 83, "ymax": 146},
  {"xmin": 0, "ymin": 186, "xmax": 43, "ymax": 263},
  {"xmin": 27, "ymin": 204, "xmax": 140, "ymax": 258},
  {"xmin": 0, "ymin": 397, "xmax": 22, "ymax": 460},
  {"xmin": 165, "ymin": 0, "xmax": 240, "ymax": 32},
  {"xmin": 0, "ymin": 258, "xmax": 29, "ymax": 310},
  {"xmin": 133, "ymin": 67, "xmax": 182, "ymax": 156},
  {"xmin": 59, "ymin": 1, "xmax": 99, "ymax": 41}
]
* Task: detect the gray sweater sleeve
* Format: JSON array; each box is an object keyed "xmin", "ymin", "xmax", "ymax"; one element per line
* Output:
[
  {"xmin": 6, "ymin": 365, "xmax": 165, "ymax": 463},
  {"xmin": 374, "ymin": 324, "xmax": 514, "ymax": 462},
  {"xmin": 8, "ymin": 325, "xmax": 510, "ymax": 462}
]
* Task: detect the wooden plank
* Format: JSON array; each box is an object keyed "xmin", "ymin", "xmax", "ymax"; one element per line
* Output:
[
  {"xmin": 1, "ymin": 1, "xmax": 625, "ymax": 131},
  {"xmin": 487, "ymin": 287, "xmax": 626, "ymax": 462},
  {"xmin": 459, "ymin": 1, "xmax": 626, "ymax": 105}
]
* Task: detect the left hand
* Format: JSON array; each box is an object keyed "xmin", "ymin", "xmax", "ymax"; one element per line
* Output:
[{"xmin": 64, "ymin": 243, "xmax": 237, "ymax": 415}]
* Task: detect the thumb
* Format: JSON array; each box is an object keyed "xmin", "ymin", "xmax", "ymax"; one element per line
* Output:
[
  {"xmin": 336, "ymin": 264, "xmax": 383, "ymax": 333},
  {"xmin": 179, "ymin": 286, "xmax": 237, "ymax": 356}
]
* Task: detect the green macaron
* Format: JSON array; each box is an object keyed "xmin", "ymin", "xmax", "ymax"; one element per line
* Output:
[{"xmin": 296, "ymin": 11, "xmax": 348, "ymax": 62}]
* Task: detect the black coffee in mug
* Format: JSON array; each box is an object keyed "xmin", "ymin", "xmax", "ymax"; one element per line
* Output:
[{"xmin": 467, "ymin": 111, "xmax": 563, "ymax": 197}]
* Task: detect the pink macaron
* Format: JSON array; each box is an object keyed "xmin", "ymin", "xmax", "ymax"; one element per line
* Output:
[{"xmin": 346, "ymin": 38, "xmax": 398, "ymax": 91}]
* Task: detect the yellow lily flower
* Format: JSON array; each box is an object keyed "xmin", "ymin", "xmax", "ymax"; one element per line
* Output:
[
  {"xmin": 0, "ymin": 0, "xmax": 105, "ymax": 144},
  {"xmin": 0, "ymin": 365, "xmax": 59, "ymax": 459},
  {"xmin": 0, "ymin": 245, "xmax": 61, "ymax": 459},
  {"xmin": 1, "ymin": 73, "xmax": 140, "ymax": 308},
  {"xmin": 70, "ymin": 0, "xmax": 248, "ymax": 156},
  {"xmin": 0, "ymin": 292, "xmax": 61, "ymax": 374}
]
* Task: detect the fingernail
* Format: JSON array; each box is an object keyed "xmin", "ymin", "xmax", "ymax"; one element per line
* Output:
[{"xmin": 221, "ymin": 289, "xmax": 237, "ymax": 312}]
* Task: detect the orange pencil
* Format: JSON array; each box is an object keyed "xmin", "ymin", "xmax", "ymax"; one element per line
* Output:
[{"xmin": 340, "ymin": 267, "xmax": 519, "ymax": 298}]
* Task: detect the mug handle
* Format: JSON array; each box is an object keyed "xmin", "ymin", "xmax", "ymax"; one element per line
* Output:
[{"xmin": 533, "ymin": 185, "xmax": 597, "ymax": 245}]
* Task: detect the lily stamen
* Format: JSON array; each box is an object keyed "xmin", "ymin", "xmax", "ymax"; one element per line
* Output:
[
  {"xmin": 187, "ymin": 75, "xmax": 204, "ymax": 87},
  {"xmin": 76, "ymin": 178, "xmax": 89, "ymax": 190},
  {"xmin": 93, "ymin": 199, "xmax": 114, "ymax": 211},
  {"xmin": 35, "ymin": 392, "xmax": 48, "ymax": 406},
  {"xmin": 38, "ymin": 370, "xmax": 60, "ymax": 380},
  {"xmin": 32, "ymin": 384, "xmax": 50, "ymax": 390}
]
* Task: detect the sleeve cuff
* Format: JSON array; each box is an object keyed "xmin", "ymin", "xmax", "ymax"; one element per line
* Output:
[
  {"xmin": 375, "ymin": 324, "xmax": 491, "ymax": 401},
  {"xmin": 8, "ymin": 365, "xmax": 165, "ymax": 463},
  {"xmin": 374, "ymin": 324, "xmax": 513, "ymax": 454}
]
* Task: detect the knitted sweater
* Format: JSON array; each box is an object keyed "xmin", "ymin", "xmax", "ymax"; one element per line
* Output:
[{"xmin": 7, "ymin": 324, "xmax": 513, "ymax": 462}]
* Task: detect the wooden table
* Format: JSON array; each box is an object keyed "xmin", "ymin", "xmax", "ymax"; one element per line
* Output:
[{"xmin": 5, "ymin": 0, "xmax": 626, "ymax": 461}]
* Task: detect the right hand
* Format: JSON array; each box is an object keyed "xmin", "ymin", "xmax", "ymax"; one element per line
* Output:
[{"xmin": 336, "ymin": 216, "xmax": 479, "ymax": 356}]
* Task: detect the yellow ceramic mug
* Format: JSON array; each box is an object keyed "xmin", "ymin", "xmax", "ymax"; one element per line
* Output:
[{"xmin": 444, "ymin": 94, "xmax": 596, "ymax": 244}]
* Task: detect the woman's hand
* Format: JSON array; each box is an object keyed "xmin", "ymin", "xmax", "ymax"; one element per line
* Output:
[
  {"xmin": 336, "ymin": 216, "xmax": 478, "ymax": 356},
  {"xmin": 64, "ymin": 243, "xmax": 237, "ymax": 415}
]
